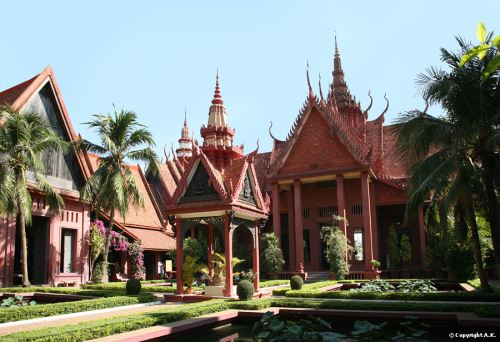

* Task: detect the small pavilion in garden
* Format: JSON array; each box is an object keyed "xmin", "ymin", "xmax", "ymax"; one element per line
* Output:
[{"xmin": 166, "ymin": 73, "xmax": 269, "ymax": 297}]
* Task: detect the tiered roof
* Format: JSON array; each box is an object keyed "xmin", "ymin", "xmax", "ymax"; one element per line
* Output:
[
  {"xmin": 259, "ymin": 39, "xmax": 406, "ymax": 191},
  {"xmin": 150, "ymin": 73, "xmax": 269, "ymax": 217}
]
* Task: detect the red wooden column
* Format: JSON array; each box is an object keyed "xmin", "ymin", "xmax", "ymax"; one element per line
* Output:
[
  {"xmin": 286, "ymin": 188, "xmax": 296, "ymax": 271},
  {"xmin": 253, "ymin": 220, "xmax": 260, "ymax": 291},
  {"xmin": 207, "ymin": 224, "xmax": 215, "ymax": 278},
  {"xmin": 224, "ymin": 215, "xmax": 234, "ymax": 297},
  {"xmin": 418, "ymin": 206, "xmax": 426, "ymax": 269},
  {"xmin": 293, "ymin": 180, "xmax": 304, "ymax": 272},
  {"xmin": 190, "ymin": 227, "xmax": 196, "ymax": 239},
  {"xmin": 271, "ymin": 183, "xmax": 281, "ymax": 246},
  {"xmin": 336, "ymin": 174, "xmax": 348, "ymax": 261},
  {"xmin": 369, "ymin": 184, "xmax": 379, "ymax": 262},
  {"xmin": 361, "ymin": 172, "xmax": 374, "ymax": 270},
  {"xmin": 175, "ymin": 218, "xmax": 183, "ymax": 294}
]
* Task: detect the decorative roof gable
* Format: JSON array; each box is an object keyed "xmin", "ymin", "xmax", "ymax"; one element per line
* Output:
[{"xmin": 179, "ymin": 161, "xmax": 220, "ymax": 203}]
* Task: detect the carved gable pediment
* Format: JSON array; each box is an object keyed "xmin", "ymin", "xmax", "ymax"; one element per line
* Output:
[
  {"xmin": 238, "ymin": 172, "xmax": 256, "ymax": 205},
  {"xmin": 278, "ymin": 107, "xmax": 359, "ymax": 175},
  {"xmin": 179, "ymin": 161, "xmax": 220, "ymax": 203}
]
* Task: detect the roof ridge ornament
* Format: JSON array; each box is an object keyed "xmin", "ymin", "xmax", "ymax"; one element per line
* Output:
[
  {"xmin": 306, "ymin": 61, "xmax": 314, "ymax": 101},
  {"xmin": 363, "ymin": 90, "xmax": 373, "ymax": 115}
]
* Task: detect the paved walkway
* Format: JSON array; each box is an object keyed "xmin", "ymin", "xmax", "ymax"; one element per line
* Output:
[{"xmin": 0, "ymin": 301, "xmax": 181, "ymax": 336}]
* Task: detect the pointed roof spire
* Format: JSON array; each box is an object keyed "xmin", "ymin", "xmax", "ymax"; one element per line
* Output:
[
  {"xmin": 181, "ymin": 108, "xmax": 189, "ymax": 140},
  {"xmin": 331, "ymin": 35, "xmax": 351, "ymax": 110},
  {"xmin": 212, "ymin": 69, "xmax": 223, "ymax": 105},
  {"xmin": 306, "ymin": 60, "xmax": 314, "ymax": 101}
]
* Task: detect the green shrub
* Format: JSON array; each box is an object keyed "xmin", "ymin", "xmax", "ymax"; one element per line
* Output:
[
  {"xmin": 237, "ymin": 280, "xmax": 254, "ymax": 301},
  {"xmin": 126, "ymin": 279, "xmax": 142, "ymax": 295},
  {"xmin": 239, "ymin": 270, "xmax": 255, "ymax": 282},
  {"xmin": 260, "ymin": 233, "xmax": 285, "ymax": 279},
  {"xmin": 350, "ymin": 280, "xmax": 395, "ymax": 292},
  {"xmin": 396, "ymin": 279, "xmax": 437, "ymax": 293},
  {"xmin": 321, "ymin": 223, "xmax": 353, "ymax": 280},
  {"xmin": 290, "ymin": 275, "xmax": 304, "ymax": 290},
  {"xmin": 91, "ymin": 260, "xmax": 105, "ymax": 283}
]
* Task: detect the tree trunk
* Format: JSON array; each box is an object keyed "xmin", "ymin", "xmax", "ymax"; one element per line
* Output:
[
  {"xmin": 481, "ymin": 157, "xmax": 500, "ymax": 277},
  {"xmin": 18, "ymin": 212, "xmax": 31, "ymax": 287},
  {"xmin": 102, "ymin": 212, "xmax": 115, "ymax": 283},
  {"xmin": 466, "ymin": 198, "xmax": 492, "ymax": 292}
]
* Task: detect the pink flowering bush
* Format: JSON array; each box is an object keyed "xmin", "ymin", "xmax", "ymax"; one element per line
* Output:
[
  {"xmin": 128, "ymin": 241, "xmax": 145, "ymax": 279},
  {"xmin": 88, "ymin": 219, "xmax": 145, "ymax": 279},
  {"xmin": 110, "ymin": 231, "xmax": 129, "ymax": 251}
]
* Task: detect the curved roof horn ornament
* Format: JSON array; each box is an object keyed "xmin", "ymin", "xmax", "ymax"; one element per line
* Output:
[
  {"xmin": 363, "ymin": 90, "xmax": 373, "ymax": 114},
  {"xmin": 268, "ymin": 121, "xmax": 283, "ymax": 142}
]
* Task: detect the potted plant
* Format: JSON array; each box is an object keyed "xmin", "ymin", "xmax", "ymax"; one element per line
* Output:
[
  {"xmin": 369, "ymin": 259, "xmax": 382, "ymax": 279},
  {"xmin": 182, "ymin": 256, "xmax": 206, "ymax": 294}
]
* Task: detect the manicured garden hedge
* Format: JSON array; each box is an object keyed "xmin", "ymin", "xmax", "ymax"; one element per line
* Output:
[
  {"xmin": 4, "ymin": 297, "xmax": 499, "ymax": 341},
  {"xmin": 0, "ymin": 293, "xmax": 156, "ymax": 323},
  {"xmin": 2, "ymin": 300, "xmax": 231, "ymax": 341},
  {"xmin": 272, "ymin": 280, "xmax": 338, "ymax": 296},
  {"xmin": 259, "ymin": 280, "xmax": 289, "ymax": 288},
  {"xmin": 267, "ymin": 298, "xmax": 500, "ymax": 318},
  {"xmin": 0, "ymin": 287, "xmax": 124, "ymax": 297},
  {"xmin": 284, "ymin": 289, "xmax": 500, "ymax": 302}
]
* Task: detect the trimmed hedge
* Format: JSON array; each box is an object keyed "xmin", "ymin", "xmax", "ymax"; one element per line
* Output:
[
  {"xmin": 290, "ymin": 275, "xmax": 304, "ymax": 290},
  {"xmin": 284, "ymin": 289, "xmax": 500, "ymax": 302},
  {"xmin": 0, "ymin": 293, "xmax": 156, "ymax": 323},
  {"xmin": 4, "ymin": 297, "xmax": 499, "ymax": 341},
  {"xmin": 259, "ymin": 280, "xmax": 289, "ymax": 288},
  {"xmin": 272, "ymin": 280, "xmax": 338, "ymax": 296},
  {"xmin": 2, "ymin": 300, "xmax": 230, "ymax": 341},
  {"xmin": 267, "ymin": 298, "xmax": 500, "ymax": 318}
]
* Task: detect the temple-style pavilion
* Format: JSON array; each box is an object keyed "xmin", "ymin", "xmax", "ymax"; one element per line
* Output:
[{"xmin": 165, "ymin": 73, "xmax": 269, "ymax": 296}]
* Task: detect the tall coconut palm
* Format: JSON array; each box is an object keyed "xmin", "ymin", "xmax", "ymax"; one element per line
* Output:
[
  {"xmin": 0, "ymin": 106, "xmax": 67, "ymax": 287},
  {"xmin": 428, "ymin": 37, "xmax": 499, "ymax": 275},
  {"xmin": 396, "ymin": 110, "xmax": 492, "ymax": 291},
  {"xmin": 80, "ymin": 108, "xmax": 157, "ymax": 281}
]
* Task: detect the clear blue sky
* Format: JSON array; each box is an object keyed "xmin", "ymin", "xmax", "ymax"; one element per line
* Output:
[{"xmin": 1, "ymin": 1, "xmax": 497, "ymax": 156}]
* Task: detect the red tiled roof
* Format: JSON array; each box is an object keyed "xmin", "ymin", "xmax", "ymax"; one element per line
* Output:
[
  {"xmin": 254, "ymin": 152, "xmax": 271, "ymax": 192},
  {"xmin": 86, "ymin": 153, "xmax": 164, "ymax": 229},
  {"xmin": 381, "ymin": 125, "xmax": 408, "ymax": 180},
  {"xmin": 0, "ymin": 75, "xmax": 38, "ymax": 107},
  {"xmin": 125, "ymin": 227, "xmax": 175, "ymax": 251}
]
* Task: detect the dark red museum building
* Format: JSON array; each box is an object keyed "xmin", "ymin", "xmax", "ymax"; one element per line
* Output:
[{"xmin": 151, "ymin": 42, "xmax": 426, "ymax": 278}]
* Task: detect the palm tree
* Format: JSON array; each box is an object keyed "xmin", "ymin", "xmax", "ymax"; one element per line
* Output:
[
  {"xmin": 425, "ymin": 36, "xmax": 500, "ymax": 277},
  {"xmin": 0, "ymin": 106, "xmax": 67, "ymax": 287},
  {"xmin": 80, "ymin": 107, "xmax": 157, "ymax": 282},
  {"xmin": 396, "ymin": 110, "xmax": 492, "ymax": 291},
  {"xmin": 395, "ymin": 37, "xmax": 499, "ymax": 290}
]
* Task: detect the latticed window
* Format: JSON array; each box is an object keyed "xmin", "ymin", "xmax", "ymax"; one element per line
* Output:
[
  {"xmin": 352, "ymin": 204, "xmax": 363, "ymax": 216},
  {"xmin": 302, "ymin": 208, "xmax": 310, "ymax": 220},
  {"xmin": 317, "ymin": 205, "xmax": 338, "ymax": 219},
  {"xmin": 316, "ymin": 180, "xmax": 337, "ymax": 189}
]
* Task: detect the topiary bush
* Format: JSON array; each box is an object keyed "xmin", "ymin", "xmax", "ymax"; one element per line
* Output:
[
  {"xmin": 290, "ymin": 275, "xmax": 304, "ymax": 290},
  {"xmin": 236, "ymin": 280, "xmax": 254, "ymax": 301},
  {"xmin": 126, "ymin": 279, "xmax": 142, "ymax": 295}
]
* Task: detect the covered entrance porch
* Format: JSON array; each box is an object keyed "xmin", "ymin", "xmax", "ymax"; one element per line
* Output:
[{"xmin": 174, "ymin": 210, "xmax": 263, "ymax": 297}]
